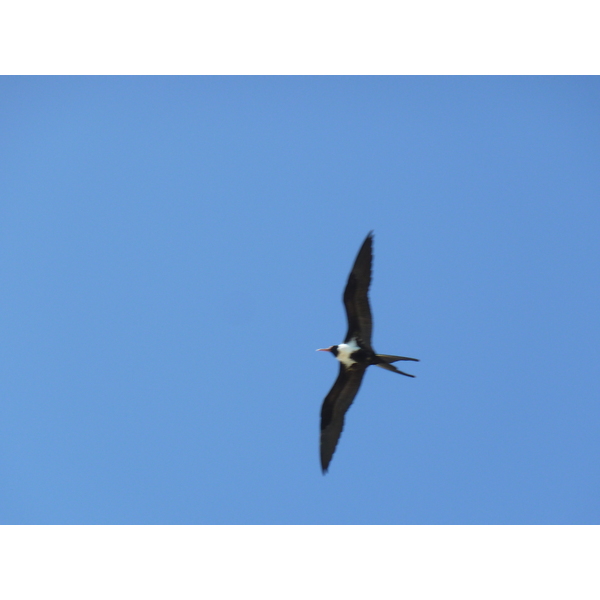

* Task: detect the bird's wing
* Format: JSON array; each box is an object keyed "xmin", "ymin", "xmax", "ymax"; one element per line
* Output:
[
  {"xmin": 343, "ymin": 232, "xmax": 373, "ymax": 347},
  {"xmin": 320, "ymin": 363, "xmax": 367, "ymax": 473}
]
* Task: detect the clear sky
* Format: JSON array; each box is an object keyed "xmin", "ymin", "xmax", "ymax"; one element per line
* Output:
[{"xmin": 1, "ymin": 76, "xmax": 599, "ymax": 524}]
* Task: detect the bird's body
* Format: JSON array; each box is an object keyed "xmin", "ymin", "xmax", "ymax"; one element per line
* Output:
[
  {"xmin": 331, "ymin": 340, "xmax": 361, "ymax": 367},
  {"xmin": 317, "ymin": 232, "xmax": 418, "ymax": 473}
]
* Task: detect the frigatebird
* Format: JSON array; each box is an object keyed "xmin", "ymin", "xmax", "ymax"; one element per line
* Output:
[{"xmin": 317, "ymin": 232, "xmax": 418, "ymax": 473}]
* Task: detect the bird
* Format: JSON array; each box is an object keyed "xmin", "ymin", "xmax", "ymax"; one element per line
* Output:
[{"xmin": 317, "ymin": 232, "xmax": 418, "ymax": 473}]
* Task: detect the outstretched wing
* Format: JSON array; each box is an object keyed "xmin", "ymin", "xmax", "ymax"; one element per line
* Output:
[
  {"xmin": 320, "ymin": 363, "xmax": 367, "ymax": 473},
  {"xmin": 343, "ymin": 232, "xmax": 373, "ymax": 348}
]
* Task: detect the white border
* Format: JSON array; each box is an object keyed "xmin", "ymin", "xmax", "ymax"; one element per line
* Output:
[
  {"xmin": 0, "ymin": 1, "xmax": 598, "ymax": 74},
  {"xmin": 1, "ymin": 526, "xmax": 598, "ymax": 598}
]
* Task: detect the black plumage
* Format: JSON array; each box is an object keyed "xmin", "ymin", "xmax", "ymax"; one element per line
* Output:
[{"xmin": 318, "ymin": 232, "xmax": 418, "ymax": 473}]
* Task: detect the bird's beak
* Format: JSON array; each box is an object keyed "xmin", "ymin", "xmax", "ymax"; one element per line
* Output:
[{"xmin": 316, "ymin": 347, "xmax": 332, "ymax": 352}]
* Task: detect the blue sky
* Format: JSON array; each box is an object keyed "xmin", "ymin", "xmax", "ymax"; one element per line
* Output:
[{"xmin": 1, "ymin": 76, "xmax": 599, "ymax": 524}]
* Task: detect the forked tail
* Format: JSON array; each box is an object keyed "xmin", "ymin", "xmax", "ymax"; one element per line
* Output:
[{"xmin": 375, "ymin": 354, "xmax": 419, "ymax": 377}]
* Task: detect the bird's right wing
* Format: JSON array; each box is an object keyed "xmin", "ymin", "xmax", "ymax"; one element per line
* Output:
[
  {"xmin": 319, "ymin": 363, "xmax": 367, "ymax": 473},
  {"xmin": 343, "ymin": 232, "xmax": 373, "ymax": 347}
]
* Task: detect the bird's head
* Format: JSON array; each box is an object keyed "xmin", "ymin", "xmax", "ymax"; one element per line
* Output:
[{"xmin": 316, "ymin": 345, "xmax": 339, "ymax": 357}]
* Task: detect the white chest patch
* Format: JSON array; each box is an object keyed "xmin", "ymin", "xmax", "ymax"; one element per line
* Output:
[{"xmin": 336, "ymin": 339, "xmax": 360, "ymax": 368}]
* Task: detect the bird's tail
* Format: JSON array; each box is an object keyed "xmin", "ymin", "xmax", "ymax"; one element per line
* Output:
[
  {"xmin": 375, "ymin": 354, "xmax": 419, "ymax": 378},
  {"xmin": 376, "ymin": 354, "xmax": 419, "ymax": 363}
]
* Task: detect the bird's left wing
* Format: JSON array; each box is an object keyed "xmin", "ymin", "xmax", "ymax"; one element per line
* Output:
[
  {"xmin": 343, "ymin": 232, "xmax": 373, "ymax": 347},
  {"xmin": 319, "ymin": 363, "xmax": 367, "ymax": 473}
]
